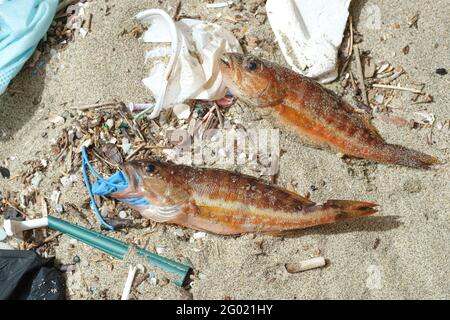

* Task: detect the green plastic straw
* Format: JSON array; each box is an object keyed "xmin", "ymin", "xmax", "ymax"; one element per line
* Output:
[{"xmin": 48, "ymin": 216, "xmax": 191, "ymax": 286}]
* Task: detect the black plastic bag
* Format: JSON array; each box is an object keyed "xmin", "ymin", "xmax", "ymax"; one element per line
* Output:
[{"xmin": 0, "ymin": 250, "xmax": 65, "ymax": 300}]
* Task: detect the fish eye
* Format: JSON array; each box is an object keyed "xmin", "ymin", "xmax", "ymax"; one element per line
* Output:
[
  {"xmin": 146, "ymin": 164, "xmax": 155, "ymax": 173},
  {"xmin": 246, "ymin": 60, "xmax": 258, "ymax": 71}
]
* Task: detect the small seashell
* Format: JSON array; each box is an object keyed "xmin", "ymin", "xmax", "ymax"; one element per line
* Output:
[
  {"xmin": 118, "ymin": 211, "xmax": 127, "ymax": 219},
  {"xmin": 156, "ymin": 246, "xmax": 165, "ymax": 254},
  {"xmin": 374, "ymin": 94, "xmax": 384, "ymax": 104},
  {"xmin": 31, "ymin": 172, "xmax": 44, "ymax": 188},
  {"xmin": 193, "ymin": 231, "xmax": 207, "ymax": 240},
  {"xmin": 48, "ymin": 114, "xmax": 65, "ymax": 125},
  {"xmin": 174, "ymin": 229, "xmax": 185, "ymax": 237}
]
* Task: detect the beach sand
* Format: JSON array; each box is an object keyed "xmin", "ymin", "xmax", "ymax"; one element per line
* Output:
[{"xmin": 0, "ymin": 0, "xmax": 449, "ymax": 299}]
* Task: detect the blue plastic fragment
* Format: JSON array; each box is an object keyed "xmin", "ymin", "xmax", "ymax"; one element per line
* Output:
[{"xmin": 92, "ymin": 170, "xmax": 150, "ymax": 208}]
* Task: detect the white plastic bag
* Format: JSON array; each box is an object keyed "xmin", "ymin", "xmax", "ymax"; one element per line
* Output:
[{"xmin": 135, "ymin": 9, "xmax": 242, "ymax": 119}]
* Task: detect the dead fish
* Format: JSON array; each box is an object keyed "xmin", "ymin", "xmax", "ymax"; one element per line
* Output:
[
  {"xmin": 218, "ymin": 53, "xmax": 440, "ymax": 169},
  {"xmin": 110, "ymin": 160, "xmax": 377, "ymax": 235}
]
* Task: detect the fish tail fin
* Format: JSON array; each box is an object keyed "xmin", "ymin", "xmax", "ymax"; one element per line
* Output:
[
  {"xmin": 319, "ymin": 200, "xmax": 379, "ymax": 222},
  {"xmin": 379, "ymin": 144, "xmax": 441, "ymax": 169}
]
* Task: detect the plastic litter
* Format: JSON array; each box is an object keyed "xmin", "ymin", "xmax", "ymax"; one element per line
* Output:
[
  {"xmin": 266, "ymin": 0, "xmax": 350, "ymax": 83},
  {"xmin": 3, "ymin": 215, "xmax": 192, "ymax": 287},
  {"xmin": 121, "ymin": 265, "xmax": 138, "ymax": 300},
  {"xmin": 0, "ymin": 249, "xmax": 65, "ymax": 300},
  {"xmin": 134, "ymin": 9, "xmax": 242, "ymax": 119},
  {"xmin": 0, "ymin": 0, "xmax": 58, "ymax": 94}
]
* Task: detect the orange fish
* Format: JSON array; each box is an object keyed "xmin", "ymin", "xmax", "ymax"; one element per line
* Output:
[
  {"xmin": 110, "ymin": 160, "xmax": 378, "ymax": 235},
  {"xmin": 219, "ymin": 53, "xmax": 440, "ymax": 169}
]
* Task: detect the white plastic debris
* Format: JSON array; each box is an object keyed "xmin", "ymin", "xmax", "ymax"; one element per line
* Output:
[
  {"xmin": 50, "ymin": 190, "xmax": 61, "ymax": 205},
  {"xmin": 135, "ymin": 9, "xmax": 242, "ymax": 119},
  {"xmin": 121, "ymin": 138, "xmax": 132, "ymax": 154},
  {"xmin": 173, "ymin": 104, "xmax": 191, "ymax": 120},
  {"xmin": 4, "ymin": 217, "xmax": 49, "ymax": 239},
  {"xmin": 121, "ymin": 265, "xmax": 137, "ymax": 300},
  {"xmin": 266, "ymin": 0, "xmax": 351, "ymax": 83}
]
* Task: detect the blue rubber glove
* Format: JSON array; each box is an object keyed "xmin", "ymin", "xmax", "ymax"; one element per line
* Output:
[{"xmin": 0, "ymin": 0, "xmax": 58, "ymax": 94}]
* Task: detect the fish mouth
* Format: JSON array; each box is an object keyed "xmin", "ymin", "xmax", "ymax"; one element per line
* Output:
[{"xmin": 121, "ymin": 162, "xmax": 141, "ymax": 189}]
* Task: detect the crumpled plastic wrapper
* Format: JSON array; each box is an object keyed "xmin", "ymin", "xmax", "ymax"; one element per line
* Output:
[{"xmin": 135, "ymin": 9, "xmax": 242, "ymax": 119}]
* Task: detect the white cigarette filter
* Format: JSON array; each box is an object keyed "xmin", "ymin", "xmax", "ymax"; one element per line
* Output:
[{"xmin": 285, "ymin": 256, "xmax": 326, "ymax": 273}]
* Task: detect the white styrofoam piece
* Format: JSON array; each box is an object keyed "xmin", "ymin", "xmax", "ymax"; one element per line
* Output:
[
  {"xmin": 136, "ymin": 9, "xmax": 242, "ymax": 119},
  {"xmin": 266, "ymin": 0, "xmax": 351, "ymax": 83}
]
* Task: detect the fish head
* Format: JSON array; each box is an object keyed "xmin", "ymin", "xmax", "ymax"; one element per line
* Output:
[
  {"xmin": 219, "ymin": 53, "xmax": 285, "ymax": 107},
  {"xmin": 121, "ymin": 160, "xmax": 170, "ymax": 199},
  {"xmin": 120, "ymin": 161, "xmax": 188, "ymax": 222}
]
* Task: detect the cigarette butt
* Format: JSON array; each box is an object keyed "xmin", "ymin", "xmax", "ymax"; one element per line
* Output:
[{"xmin": 285, "ymin": 257, "xmax": 326, "ymax": 273}]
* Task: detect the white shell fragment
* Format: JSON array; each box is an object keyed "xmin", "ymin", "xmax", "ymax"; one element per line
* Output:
[
  {"xmin": 193, "ymin": 231, "xmax": 207, "ymax": 240},
  {"xmin": 266, "ymin": 0, "xmax": 351, "ymax": 83},
  {"xmin": 121, "ymin": 138, "xmax": 132, "ymax": 154},
  {"xmin": 118, "ymin": 211, "xmax": 127, "ymax": 219},
  {"xmin": 413, "ymin": 112, "xmax": 435, "ymax": 125},
  {"xmin": 48, "ymin": 114, "xmax": 65, "ymax": 125}
]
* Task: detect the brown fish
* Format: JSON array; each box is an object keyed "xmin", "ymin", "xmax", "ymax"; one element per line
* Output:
[
  {"xmin": 218, "ymin": 53, "xmax": 440, "ymax": 169},
  {"xmin": 110, "ymin": 160, "xmax": 378, "ymax": 235}
]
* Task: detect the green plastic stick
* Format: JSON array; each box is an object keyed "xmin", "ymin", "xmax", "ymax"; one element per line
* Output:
[{"xmin": 48, "ymin": 216, "xmax": 191, "ymax": 286}]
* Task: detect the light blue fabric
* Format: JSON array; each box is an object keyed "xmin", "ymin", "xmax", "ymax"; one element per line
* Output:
[
  {"xmin": 92, "ymin": 170, "xmax": 150, "ymax": 208},
  {"xmin": 92, "ymin": 171, "xmax": 129, "ymax": 195},
  {"xmin": 0, "ymin": 0, "xmax": 58, "ymax": 94}
]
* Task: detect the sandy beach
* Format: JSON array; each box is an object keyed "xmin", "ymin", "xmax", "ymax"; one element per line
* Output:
[{"xmin": 0, "ymin": 0, "xmax": 449, "ymax": 299}]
